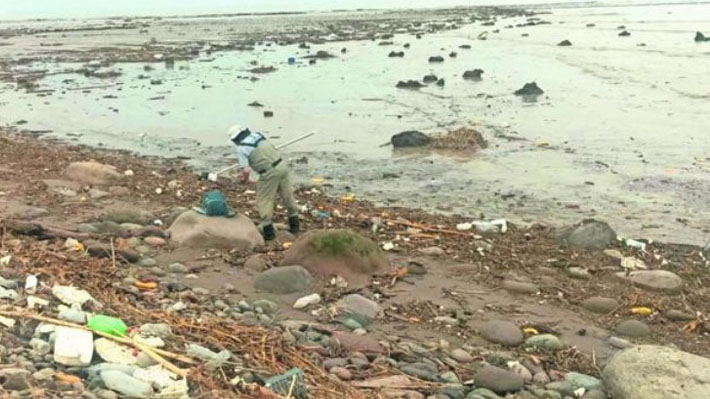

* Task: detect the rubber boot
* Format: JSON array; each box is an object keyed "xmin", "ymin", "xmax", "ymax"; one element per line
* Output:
[
  {"xmin": 262, "ymin": 224, "xmax": 276, "ymax": 241},
  {"xmin": 288, "ymin": 215, "xmax": 300, "ymax": 234}
]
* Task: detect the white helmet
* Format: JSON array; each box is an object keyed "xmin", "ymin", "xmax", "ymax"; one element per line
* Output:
[{"xmin": 227, "ymin": 124, "xmax": 245, "ymax": 141}]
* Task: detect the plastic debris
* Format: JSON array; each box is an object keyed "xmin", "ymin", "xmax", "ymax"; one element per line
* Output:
[
  {"xmin": 0, "ymin": 286, "xmax": 18, "ymax": 300},
  {"xmin": 456, "ymin": 223, "xmax": 473, "ymax": 231},
  {"xmin": 124, "ymin": 169, "xmax": 135, "ymax": 176},
  {"xmin": 58, "ymin": 307, "xmax": 88, "ymax": 324},
  {"xmin": 27, "ymin": 296, "xmax": 49, "ymax": 309},
  {"xmin": 0, "ymin": 255, "xmax": 11, "ymax": 266},
  {"xmin": 0, "ymin": 315, "xmax": 16, "ymax": 328},
  {"xmin": 133, "ymin": 365, "xmax": 188, "ymax": 398},
  {"xmin": 265, "ymin": 368, "xmax": 308, "ymax": 399},
  {"xmin": 101, "ymin": 370, "xmax": 153, "ymax": 398},
  {"xmin": 523, "ymin": 327, "xmax": 539, "ymax": 335},
  {"xmin": 631, "ymin": 306, "xmax": 653, "ymax": 316},
  {"xmin": 88, "ymin": 314, "xmax": 128, "ymax": 336},
  {"xmin": 53, "ymin": 327, "xmax": 94, "ymax": 366},
  {"xmin": 621, "ymin": 257, "xmax": 647, "ymax": 270},
  {"xmin": 382, "ymin": 242, "xmax": 395, "ymax": 251},
  {"xmin": 52, "ymin": 285, "xmax": 99, "ymax": 308},
  {"xmin": 95, "ymin": 338, "xmax": 137, "ymax": 365},
  {"xmin": 625, "ymin": 239, "xmax": 647, "ymax": 251},
  {"xmin": 24, "ymin": 275, "xmax": 38, "ymax": 292},
  {"xmin": 293, "ymin": 293, "xmax": 321, "ymax": 309}
]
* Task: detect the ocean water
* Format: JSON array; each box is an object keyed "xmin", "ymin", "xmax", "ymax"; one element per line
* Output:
[{"xmin": 1, "ymin": 2, "xmax": 710, "ymax": 244}]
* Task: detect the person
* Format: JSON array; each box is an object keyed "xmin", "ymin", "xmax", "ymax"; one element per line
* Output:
[{"xmin": 228, "ymin": 125, "xmax": 300, "ymax": 240}]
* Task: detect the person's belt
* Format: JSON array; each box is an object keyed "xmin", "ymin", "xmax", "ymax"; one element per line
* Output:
[{"xmin": 258, "ymin": 159, "xmax": 282, "ymax": 174}]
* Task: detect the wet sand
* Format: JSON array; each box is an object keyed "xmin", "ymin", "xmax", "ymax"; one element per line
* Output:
[{"xmin": 1, "ymin": 3, "xmax": 710, "ymax": 245}]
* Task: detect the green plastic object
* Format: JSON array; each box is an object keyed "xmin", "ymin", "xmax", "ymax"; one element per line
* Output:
[{"xmin": 87, "ymin": 315, "xmax": 128, "ymax": 337}]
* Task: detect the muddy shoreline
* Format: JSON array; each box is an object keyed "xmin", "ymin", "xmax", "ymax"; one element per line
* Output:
[{"xmin": 1, "ymin": 127, "xmax": 710, "ymax": 398}]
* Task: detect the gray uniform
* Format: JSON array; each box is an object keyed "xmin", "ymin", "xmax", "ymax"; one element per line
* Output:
[{"xmin": 239, "ymin": 134, "xmax": 299, "ymax": 228}]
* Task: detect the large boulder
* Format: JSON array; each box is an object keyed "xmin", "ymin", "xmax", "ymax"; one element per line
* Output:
[
  {"xmin": 514, "ymin": 82, "xmax": 544, "ymax": 96},
  {"xmin": 65, "ymin": 161, "xmax": 122, "ymax": 185},
  {"xmin": 253, "ymin": 266, "xmax": 313, "ymax": 294},
  {"xmin": 696, "ymin": 31, "xmax": 709, "ymax": 42},
  {"xmin": 282, "ymin": 230, "xmax": 388, "ymax": 283},
  {"xmin": 556, "ymin": 220, "xmax": 616, "ymax": 250},
  {"xmin": 391, "ymin": 131, "xmax": 432, "ymax": 148},
  {"xmin": 602, "ymin": 345, "xmax": 710, "ymax": 399},
  {"xmin": 168, "ymin": 210, "xmax": 264, "ymax": 250}
]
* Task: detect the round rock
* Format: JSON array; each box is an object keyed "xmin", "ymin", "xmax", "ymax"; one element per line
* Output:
[
  {"xmin": 581, "ymin": 297, "xmax": 619, "ymax": 314},
  {"xmin": 615, "ymin": 320, "xmax": 651, "ymax": 338},
  {"xmin": 502, "ymin": 280, "xmax": 539, "ymax": 295},
  {"xmin": 473, "ymin": 364, "xmax": 524, "ymax": 394},
  {"xmin": 524, "ymin": 334, "xmax": 563, "ymax": 351},
  {"xmin": 253, "ymin": 265, "xmax": 313, "ymax": 294},
  {"xmin": 479, "ymin": 320, "xmax": 524, "ymax": 346},
  {"xmin": 614, "ymin": 270, "xmax": 683, "ymax": 294}
]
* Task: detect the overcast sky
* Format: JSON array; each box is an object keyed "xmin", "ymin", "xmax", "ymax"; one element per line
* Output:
[{"xmin": 2, "ymin": 0, "xmax": 562, "ymax": 20}]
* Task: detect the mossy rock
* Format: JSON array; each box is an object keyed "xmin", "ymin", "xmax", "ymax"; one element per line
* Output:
[{"xmin": 283, "ymin": 229, "xmax": 388, "ymax": 284}]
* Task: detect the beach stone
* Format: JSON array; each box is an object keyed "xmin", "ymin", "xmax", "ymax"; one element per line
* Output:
[
  {"xmin": 253, "ymin": 266, "xmax": 313, "ymax": 294},
  {"xmin": 144, "ymin": 236, "xmax": 166, "ymax": 247},
  {"xmin": 138, "ymin": 257, "xmax": 157, "ymax": 267},
  {"xmin": 602, "ymin": 345, "xmax": 710, "ymax": 399},
  {"xmin": 450, "ymin": 348, "xmax": 473, "ymax": 363},
  {"xmin": 337, "ymin": 294, "xmax": 382, "ymax": 320},
  {"xmin": 581, "ymin": 390, "xmax": 606, "ymax": 399},
  {"xmin": 419, "ymin": 246, "xmax": 445, "ymax": 256},
  {"xmin": 168, "ymin": 210, "xmax": 264, "ymax": 250},
  {"xmin": 502, "ymin": 280, "xmax": 539, "ymax": 294},
  {"xmin": 556, "ymin": 220, "xmax": 616, "ymax": 250},
  {"xmin": 391, "ymin": 131, "xmax": 431, "ymax": 148},
  {"xmin": 665, "ymin": 309, "xmax": 695, "ymax": 321},
  {"xmin": 565, "ymin": 372, "xmax": 602, "ymax": 390},
  {"xmin": 330, "ymin": 367, "xmax": 352, "ymax": 380},
  {"xmin": 65, "ymin": 161, "xmax": 121, "ymax": 185},
  {"xmin": 514, "ymin": 82, "xmax": 544, "ymax": 97},
  {"xmin": 0, "ymin": 368, "xmax": 33, "ymax": 390},
  {"xmin": 109, "ymin": 186, "xmax": 130, "ymax": 196},
  {"xmin": 167, "ymin": 262, "xmax": 188, "ymax": 274},
  {"xmin": 463, "ymin": 69, "xmax": 484, "ymax": 81},
  {"xmin": 524, "ymin": 334, "xmax": 563, "ymax": 351},
  {"xmin": 509, "ymin": 362, "xmax": 533, "ymax": 382},
  {"xmin": 282, "ymin": 230, "xmax": 387, "ymax": 284},
  {"xmin": 608, "ymin": 336, "xmax": 633, "ymax": 349},
  {"xmin": 567, "ymin": 267, "xmax": 591, "ymax": 279},
  {"xmin": 101, "ymin": 208, "xmax": 153, "ymax": 225},
  {"xmin": 614, "ymin": 270, "xmax": 683, "ymax": 293},
  {"xmin": 615, "ymin": 320, "xmax": 651, "ymax": 338},
  {"xmin": 439, "ymin": 385, "xmax": 465, "ymax": 399},
  {"xmin": 479, "ymin": 321, "xmax": 523, "ymax": 346},
  {"xmin": 100, "ymin": 370, "xmax": 152, "ymax": 398},
  {"xmin": 323, "ymin": 358, "xmax": 348, "ymax": 370},
  {"xmin": 244, "ymin": 255, "xmax": 268, "ymax": 272},
  {"xmin": 581, "ymin": 297, "xmax": 619, "ymax": 314},
  {"xmin": 546, "ymin": 381, "xmax": 575, "ymax": 396},
  {"xmin": 533, "ymin": 371, "xmax": 551, "ymax": 384},
  {"xmin": 400, "ymin": 362, "xmax": 439, "ymax": 381},
  {"xmin": 332, "ymin": 331, "xmax": 383, "ymax": 354},
  {"xmin": 466, "ymin": 388, "xmax": 501, "ymax": 399},
  {"xmin": 473, "ymin": 365, "xmax": 524, "ymax": 394},
  {"xmin": 439, "ymin": 371, "xmax": 460, "ymax": 384}
]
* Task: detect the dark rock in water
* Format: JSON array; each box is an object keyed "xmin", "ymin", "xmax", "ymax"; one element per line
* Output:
[
  {"xmin": 379, "ymin": 41, "xmax": 394, "ymax": 46},
  {"xmin": 150, "ymin": 79, "xmax": 162, "ymax": 85},
  {"xmin": 619, "ymin": 30, "xmax": 631, "ymax": 37},
  {"xmin": 459, "ymin": 44, "xmax": 472, "ymax": 49},
  {"xmin": 449, "ymin": 51, "xmax": 457, "ymax": 58},
  {"xmin": 514, "ymin": 82, "xmax": 544, "ymax": 96},
  {"xmin": 391, "ymin": 131, "xmax": 431, "ymax": 148},
  {"xmin": 263, "ymin": 111, "xmax": 274, "ymax": 117},
  {"xmin": 298, "ymin": 42, "xmax": 310, "ymax": 49},
  {"xmin": 482, "ymin": 21, "xmax": 495, "ymax": 26},
  {"xmin": 307, "ymin": 50, "xmax": 335, "ymax": 59},
  {"xmin": 248, "ymin": 101, "xmax": 263, "ymax": 107},
  {"xmin": 388, "ymin": 51, "xmax": 405, "ymax": 58},
  {"xmin": 428, "ymin": 56, "xmax": 445, "ymax": 63},
  {"xmin": 404, "ymin": 43, "xmax": 411, "ymax": 48},
  {"xmin": 422, "ymin": 74, "xmax": 438, "ymax": 84},
  {"xmin": 695, "ymin": 31, "xmax": 709, "ymax": 42},
  {"xmin": 617, "ymin": 25, "xmax": 626, "ymax": 29},
  {"xmin": 396, "ymin": 80, "xmax": 425, "ymax": 89},
  {"xmin": 308, "ymin": 59, "xmax": 317, "ymax": 65},
  {"xmin": 463, "ymin": 69, "xmax": 484, "ymax": 80},
  {"xmin": 416, "ymin": 34, "xmax": 422, "ymax": 39},
  {"xmin": 558, "ymin": 40, "xmax": 572, "ymax": 46},
  {"xmin": 436, "ymin": 78, "xmax": 445, "ymax": 87},
  {"xmin": 521, "ymin": 33, "xmax": 530, "ymax": 37},
  {"xmin": 586, "ymin": 23, "xmax": 596, "ymax": 27},
  {"xmin": 341, "ymin": 48, "xmax": 347, "ymax": 53}
]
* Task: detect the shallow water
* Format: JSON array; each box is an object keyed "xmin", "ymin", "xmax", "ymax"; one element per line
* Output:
[{"xmin": 1, "ymin": 2, "xmax": 710, "ymax": 244}]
